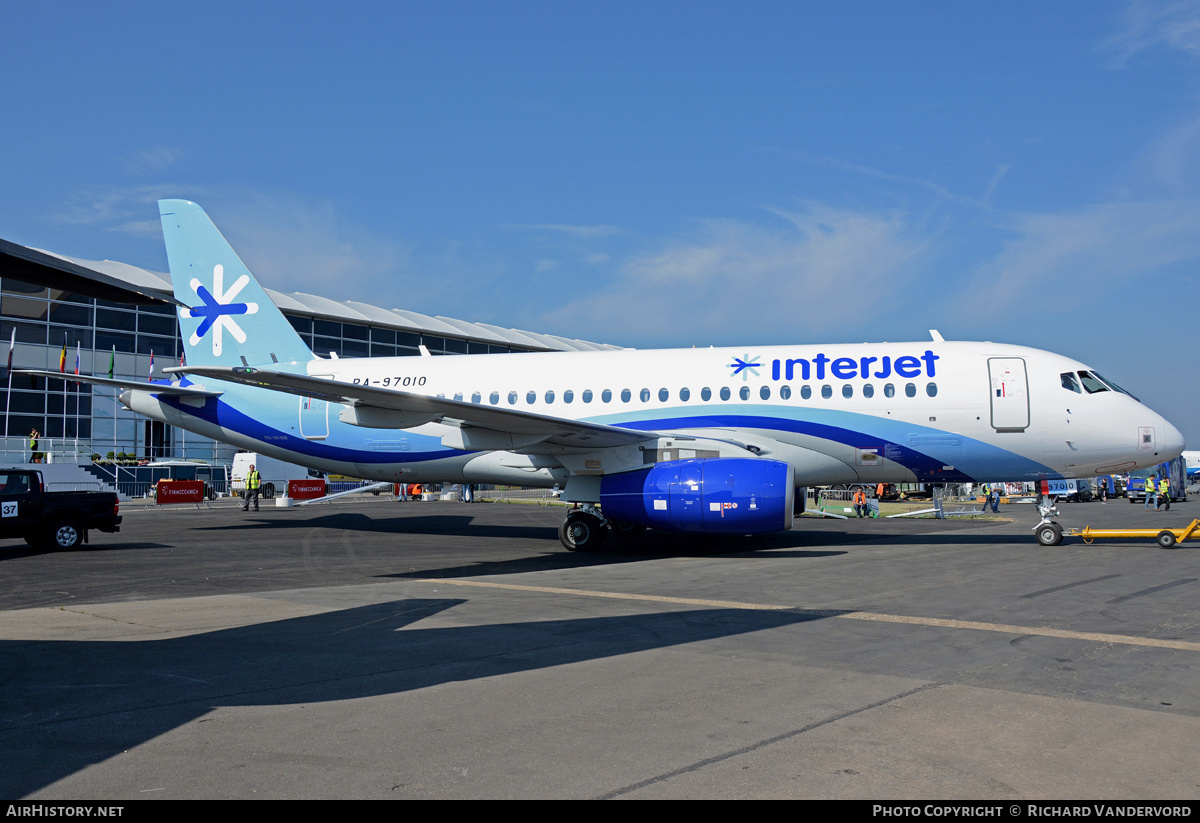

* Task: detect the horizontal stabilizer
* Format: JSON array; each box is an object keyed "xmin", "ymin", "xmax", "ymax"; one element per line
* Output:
[{"xmin": 16, "ymin": 369, "xmax": 223, "ymax": 398}]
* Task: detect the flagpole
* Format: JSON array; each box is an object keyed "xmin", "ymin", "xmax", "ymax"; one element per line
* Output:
[
  {"xmin": 147, "ymin": 349, "xmax": 153, "ymax": 460},
  {"xmin": 109, "ymin": 346, "xmax": 116, "ymax": 461},
  {"xmin": 60, "ymin": 333, "xmax": 67, "ymax": 463},
  {"xmin": 5, "ymin": 329, "xmax": 14, "ymax": 451},
  {"xmin": 74, "ymin": 342, "xmax": 80, "ymax": 459}
]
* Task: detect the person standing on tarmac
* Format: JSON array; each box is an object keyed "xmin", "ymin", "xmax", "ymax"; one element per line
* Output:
[
  {"xmin": 242, "ymin": 463, "xmax": 261, "ymax": 512},
  {"xmin": 1158, "ymin": 476, "xmax": 1171, "ymax": 512},
  {"xmin": 1145, "ymin": 476, "xmax": 1158, "ymax": 511}
]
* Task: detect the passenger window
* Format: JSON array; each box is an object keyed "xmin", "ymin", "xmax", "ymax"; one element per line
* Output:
[
  {"xmin": 563, "ymin": 390, "xmax": 573, "ymax": 404},
  {"xmin": 863, "ymin": 383, "xmax": 874, "ymax": 398},
  {"xmin": 508, "ymin": 391, "xmax": 517, "ymax": 405},
  {"xmin": 582, "ymin": 389, "xmax": 592, "ymax": 403},
  {"xmin": 884, "ymin": 383, "xmax": 895, "ymax": 398},
  {"xmin": 640, "ymin": 388, "xmax": 651, "ymax": 402},
  {"xmin": 905, "ymin": 383, "xmax": 916, "ymax": 397},
  {"xmin": 545, "ymin": 390, "xmax": 555, "ymax": 404},
  {"xmin": 760, "ymin": 386, "xmax": 770, "ymax": 400},
  {"xmin": 842, "ymin": 384, "xmax": 853, "ymax": 398},
  {"xmin": 526, "ymin": 391, "xmax": 537, "ymax": 404},
  {"xmin": 1060, "ymin": 372, "xmax": 1082, "ymax": 393},
  {"xmin": 720, "ymin": 387, "xmax": 731, "ymax": 401},
  {"xmin": 490, "ymin": 391, "xmax": 500, "ymax": 405},
  {"xmin": 780, "ymin": 385, "xmax": 791, "ymax": 400},
  {"xmin": 701, "ymin": 387, "xmax": 711, "ymax": 401},
  {"xmin": 453, "ymin": 393, "xmax": 463, "ymax": 401},
  {"xmin": 658, "ymin": 388, "xmax": 669, "ymax": 402},
  {"xmin": 621, "ymin": 389, "xmax": 631, "ymax": 403},
  {"xmin": 740, "ymin": 386, "xmax": 750, "ymax": 400},
  {"xmin": 679, "ymin": 387, "xmax": 690, "ymax": 401},
  {"xmin": 602, "ymin": 389, "xmax": 612, "ymax": 403},
  {"xmin": 800, "ymin": 385, "xmax": 812, "ymax": 400},
  {"xmin": 470, "ymin": 392, "xmax": 481, "ymax": 404},
  {"xmin": 821, "ymin": 385, "xmax": 832, "ymax": 399},
  {"xmin": 926, "ymin": 382, "xmax": 937, "ymax": 397}
]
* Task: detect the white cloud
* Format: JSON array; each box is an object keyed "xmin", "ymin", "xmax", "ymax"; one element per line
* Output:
[
  {"xmin": 503, "ymin": 223, "xmax": 622, "ymax": 239},
  {"xmin": 957, "ymin": 199, "xmax": 1200, "ymax": 317},
  {"xmin": 51, "ymin": 185, "xmax": 408, "ymax": 301},
  {"xmin": 121, "ymin": 147, "xmax": 182, "ymax": 176},
  {"xmin": 1104, "ymin": 0, "xmax": 1200, "ymax": 64},
  {"xmin": 545, "ymin": 205, "xmax": 929, "ymax": 346}
]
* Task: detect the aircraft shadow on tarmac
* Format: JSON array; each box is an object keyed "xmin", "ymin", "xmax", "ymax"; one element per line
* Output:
[{"xmin": 0, "ymin": 597, "xmax": 828, "ymax": 798}]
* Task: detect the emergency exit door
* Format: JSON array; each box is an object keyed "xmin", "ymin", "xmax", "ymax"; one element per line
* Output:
[{"xmin": 988, "ymin": 357, "xmax": 1029, "ymax": 432}]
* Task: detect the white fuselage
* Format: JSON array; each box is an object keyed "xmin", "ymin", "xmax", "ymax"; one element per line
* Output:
[{"xmin": 126, "ymin": 340, "xmax": 1185, "ymax": 492}]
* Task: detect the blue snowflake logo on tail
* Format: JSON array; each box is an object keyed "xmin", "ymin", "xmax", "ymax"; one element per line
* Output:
[{"xmin": 183, "ymin": 264, "xmax": 259, "ymax": 356}]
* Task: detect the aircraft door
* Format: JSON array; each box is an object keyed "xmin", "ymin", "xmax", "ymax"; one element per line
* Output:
[
  {"xmin": 299, "ymin": 379, "xmax": 332, "ymax": 440},
  {"xmin": 987, "ymin": 357, "xmax": 1029, "ymax": 432}
]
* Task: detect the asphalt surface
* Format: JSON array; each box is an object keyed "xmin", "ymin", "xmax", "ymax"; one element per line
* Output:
[{"xmin": 1, "ymin": 494, "xmax": 1198, "ymax": 799}]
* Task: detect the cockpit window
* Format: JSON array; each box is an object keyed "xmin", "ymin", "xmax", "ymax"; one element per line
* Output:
[
  {"xmin": 1091, "ymin": 371, "xmax": 1137, "ymax": 400},
  {"xmin": 1077, "ymin": 371, "xmax": 1109, "ymax": 394},
  {"xmin": 1060, "ymin": 372, "xmax": 1081, "ymax": 393}
]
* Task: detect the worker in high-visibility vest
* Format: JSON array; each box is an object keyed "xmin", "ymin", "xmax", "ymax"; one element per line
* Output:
[
  {"xmin": 853, "ymin": 487, "xmax": 867, "ymax": 518},
  {"xmin": 1144, "ymin": 476, "xmax": 1158, "ymax": 511},
  {"xmin": 242, "ymin": 464, "xmax": 261, "ymax": 512},
  {"xmin": 1158, "ymin": 476, "xmax": 1171, "ymax": 512}
]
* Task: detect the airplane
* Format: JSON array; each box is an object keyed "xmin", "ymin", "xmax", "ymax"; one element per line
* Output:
[
  {"xmin": 1184, "ymin": 451, "xmax": 1199, "ymax": 482},
  {"xmin": 22, "ymin": 200, "xmax": 1187, "ymax": 550}
]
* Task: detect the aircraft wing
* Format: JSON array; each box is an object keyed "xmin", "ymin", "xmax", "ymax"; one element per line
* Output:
[
  {"xmin": 166, "ymin": 365, "xmax": 658, "ymax": 449},
  {"xmin": 15, "ymin": 370, "xmax": 224, "ymax": 398}
]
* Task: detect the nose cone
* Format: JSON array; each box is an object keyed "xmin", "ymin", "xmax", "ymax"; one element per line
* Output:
[{"xmin": 1161, "ymin": 417, "xmax": 1186, "ymax": 461}]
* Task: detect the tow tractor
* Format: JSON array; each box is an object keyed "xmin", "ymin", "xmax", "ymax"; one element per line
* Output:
[{"xmin": 1033, "ymin": 490, "xmax": 1200, "ymax": 549}]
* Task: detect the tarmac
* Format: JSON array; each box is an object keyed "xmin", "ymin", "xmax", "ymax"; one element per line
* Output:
[{"xmin": 1, "ymin": 494, "xmax": 1198, "ymax": 799}]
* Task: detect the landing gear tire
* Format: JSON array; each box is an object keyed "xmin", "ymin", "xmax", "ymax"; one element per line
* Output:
[
  {"xmin": 1035, "ymin": 522, "xmax": 1064, "ymax": 546},
  {"xmin": 559, "ymin": 511, "xmax": 608, "ymax": 552},
  {"xmin": 1157, "ymin": 530, "xmax": 1178, "ymax": 549}
]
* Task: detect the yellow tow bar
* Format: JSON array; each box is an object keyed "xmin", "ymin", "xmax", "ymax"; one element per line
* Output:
[{"xmin": 1074, "ymin": 518, "xmax": 1200, "ymax": 549}]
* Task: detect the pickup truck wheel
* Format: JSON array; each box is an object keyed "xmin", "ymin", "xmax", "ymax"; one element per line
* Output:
[{"xmin": 49, "ymin": 519, "xmax": 83, "ymax": 550}]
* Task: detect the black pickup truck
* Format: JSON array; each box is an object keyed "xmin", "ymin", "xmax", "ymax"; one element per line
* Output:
[{"xmin": 0, "ymin": 469, "xmax": 121, "ymax": 550}]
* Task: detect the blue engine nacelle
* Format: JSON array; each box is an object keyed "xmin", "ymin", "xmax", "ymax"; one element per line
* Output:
[{"xmin": 599, "ymin": 458, "xmax": 795, "ymax": 534}]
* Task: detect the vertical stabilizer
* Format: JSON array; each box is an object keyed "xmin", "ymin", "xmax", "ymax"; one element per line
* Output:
[{"xmin": 159, "ymin": 199, "xmax": 313, "ymax": 369}]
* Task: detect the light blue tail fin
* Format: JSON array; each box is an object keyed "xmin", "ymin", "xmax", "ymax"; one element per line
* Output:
[{"xmin": 159, "ymin": 199, "xmax": 314, "ymax": 369}]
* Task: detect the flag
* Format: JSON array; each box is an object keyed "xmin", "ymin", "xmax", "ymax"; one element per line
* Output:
[
  {"xmin": 147, "ymin": 350, "xmax": 153, "ymax": 381},
  {"xmin": 74, "ymin": 343, "xmax": 80, "ymax": 376},
  {"xmin": 6, "ymin": 329, "xmax": 13, "ymax": 371},
  {"xmin": 108, "ymin": 346, "xmax": 115, "ymax": 380},
  {"xmin": 58, "ymin": 341, "xmax": 66, "ymax": 373}
]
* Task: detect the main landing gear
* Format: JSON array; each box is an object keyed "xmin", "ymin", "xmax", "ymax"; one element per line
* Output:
[
  {"xmin": 559, "ymin": 508, "xmax": 608, "ymax": 552},
  {"xmin": 558, "ymin": 506, "xmax": 647, "ymax": 551}
]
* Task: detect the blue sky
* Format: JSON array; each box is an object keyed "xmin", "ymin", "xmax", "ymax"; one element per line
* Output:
[{"xmin": 2, "ymin": 1, "xmax": 1198, "ymax": 445}]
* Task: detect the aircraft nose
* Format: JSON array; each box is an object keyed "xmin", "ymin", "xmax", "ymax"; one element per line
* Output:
[{"xmin": 1160, "ymin": 417, "xmax": 1186, "ymax": 460}]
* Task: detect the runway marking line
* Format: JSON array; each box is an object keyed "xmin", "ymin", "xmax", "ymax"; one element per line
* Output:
[{"xmin": 420, "ymin": 578, "xmax": 1200, "ymax": 653}]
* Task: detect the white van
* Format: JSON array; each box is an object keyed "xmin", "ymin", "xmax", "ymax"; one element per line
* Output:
[{"xmin": 231, "ymin": 453, "xmax": 313, "ymax": 500}]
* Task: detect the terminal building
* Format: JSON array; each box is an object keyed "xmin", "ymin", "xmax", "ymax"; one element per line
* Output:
[{"xmin": 0, "ymin": 239, "xmax": 621, "ymax": 466}]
